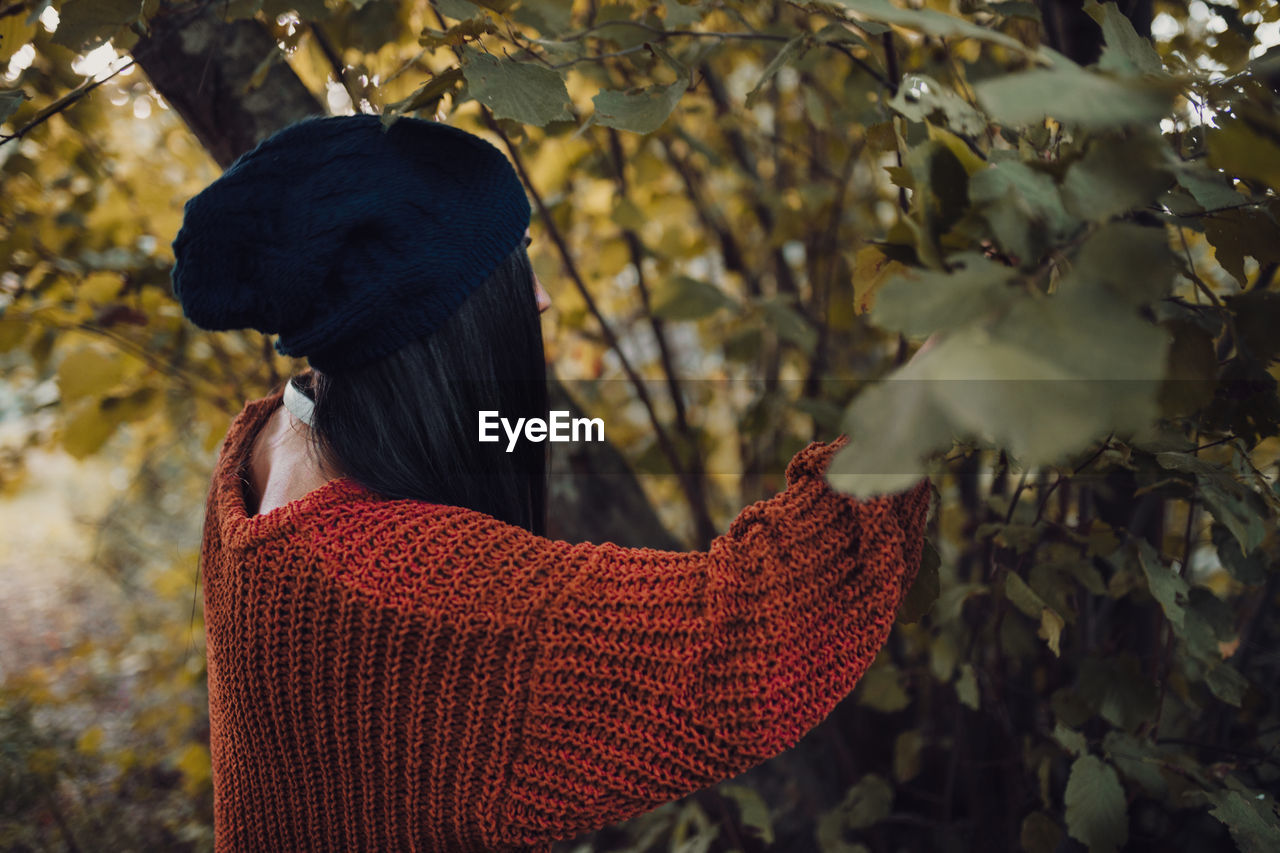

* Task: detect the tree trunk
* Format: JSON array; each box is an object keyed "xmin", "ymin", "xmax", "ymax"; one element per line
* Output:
[{"xmin": 131, "ymin": 4, "xmax": 680, "ymax": 549}]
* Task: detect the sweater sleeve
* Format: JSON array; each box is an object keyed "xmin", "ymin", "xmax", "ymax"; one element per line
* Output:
[{"xmin": 483, "ymin": 438, "xmax": 932, "ymax": 849}]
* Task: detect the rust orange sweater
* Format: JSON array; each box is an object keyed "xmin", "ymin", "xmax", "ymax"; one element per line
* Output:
[{"xmin": 200, "ymin": 389, "xmax": 931, "ymax": 852}]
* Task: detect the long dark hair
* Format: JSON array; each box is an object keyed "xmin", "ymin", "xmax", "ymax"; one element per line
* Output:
[{"xmin": 293, "ymin": 242, "xmax": 548, "ymax": 535}]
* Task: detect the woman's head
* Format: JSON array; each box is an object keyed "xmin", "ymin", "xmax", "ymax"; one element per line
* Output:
[
  {"xmin": 300, "ymin": 234, "xmax": 549, "ymax": 535},
  {"xmin": 171, "ymin": 113, "xmax": 534, "ymax": 372},
  {"xmin": 170, "ymin": 114, "xmax": 550, "ymax": 532}
]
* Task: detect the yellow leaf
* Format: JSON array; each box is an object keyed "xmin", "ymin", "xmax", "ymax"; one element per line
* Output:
[
  {"xmin": 852, "ymin": 246, "xmax": 906, "ymax": 315},
  {"xmin": 596, "ymin": 238, "xmax": 630, "ymax": 277},
  {"xmin": 1207, "ymin": 118, "xmax": 1280, "ymax": 190},
  {"xmin": 58, "ymin": 347, "xmax": 126, "ymax": 402},
  {"xmin": 62, "ymin": 399, "xmax": 119, "ymax": 459},
  {"xmin": 176, "ymin": 743, "xmax": 211, "ymax": 796},
  {"xmin": 1038, "ymin": 607, "xmax": 1065, "ymax": 657},
  {"xmin": 894, "ymin": 729, "xmax": 924, "ymax": 782},
  {"xmin": 0, "ymin": 12, "xmax": 36, "ymax": 64},
  {"xmin": 927, "ymin": 124, "xmax": 986, "ymax": 176},
  {"xmin": 80, "ymin": 272, "xmax": 122, "ymax": 304},
  {"xmin": 0, "ymin": 313, "xmax": 28, "ymax": 352},
  {"xmin": 77, "ymin": 726, "xmax": 104, "ymax": 754}
]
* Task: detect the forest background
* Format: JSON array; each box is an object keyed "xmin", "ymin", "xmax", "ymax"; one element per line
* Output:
[{"xmin": 1, "ymin": 0, "xmax": 1278, "ymax": 851}]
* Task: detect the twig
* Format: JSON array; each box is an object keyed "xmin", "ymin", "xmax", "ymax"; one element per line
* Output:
[
  {"xmin": 1032, "ymin": 435, "xmax": 1113, "ymax": 524},
  {"xmin": 0, "ymin": 59, "xmax": 137, "ymax": 146},
  {"xmin": 308, "ymin": 22, "xmax": 364, "ymax": 112},
  {"xmin": 1178, "ymin": 226, "xmax": 1223, "ymax": 308}
]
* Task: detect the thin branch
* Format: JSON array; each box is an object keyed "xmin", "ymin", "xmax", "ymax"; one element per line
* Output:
[
  {"xmin": 1178, "ymin": 225, "xmax": 1223, "ymax": 308},
  {"xmin": 1032, "ymin": 434, "xmax": 1113, "ymax": 524},
  {"xmin": 0, "ymin": 59, "xmax": 137, "ymax": 146},
  {"xmin": 825, "ymin": 40, "xmax": 894, "ymax": 91},
  {"xmin": 307, "ymin": 22, "xmax": 364, "ymax": 112}
]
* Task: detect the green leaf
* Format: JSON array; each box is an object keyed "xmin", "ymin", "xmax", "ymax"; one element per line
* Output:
[
  {"xmin": 650, "ymin": 275, "xmax": 736, "ymax": 320},
  {"xmin": 1205, "ymin": 663, "xmax": 1249, "ymax": 707},
  {"xmin": 662, "ymin": 0, "xmax": 704, "ymax": 28},
  {"xmin": 829, "ymin": 363, "xmax": 953, "ymax": 496},
  {"xmin": 893, "ymin": 729, "xmax": 924, "ymax": 782},
  {"xmin": 955, "ymin": 663, "xmax": 980, "ymax": 709},
  {"xmin": 746, "ymin": 34, "xmax": 808, "ymax": 108},
  {"xmin": 0, "ymin": 89, "xmax": 28, "ymax": 125},
  {"xmin": 461, "ymin": 47, "xmax": 572, "ymax": 126},
  {"xmin": 511, "ymin": 0, "xmax": 576, "ymax": 33},
  {"xmin": 969, "ymin": 159, "xmax": 1078, "ymax": 264},
  {"xmin": 51, "ymin": 0, "xmax": 144, "ymax": 52},
  {"xmin": 1020, "ymin": 811, "xmax": 1063, "ymax": 853},
  {"xmin": 1085, "ymin": 0, "xmax": 1164, "ymax": 76},
  {"xmin": 1101, "ymin": 731, "xmax": 1168, "ymax": 798},
  {"xmin": 1007, "ymin": 572, "xmax": 1066, "ymax": 654},
  {"xmin": 1060, "ymin": 133, "xmax": 1174, "ymax": 222},
  {"xmin": 1206, "ymin": 789, "xmax": 1280, "ymax": 853},
  {"xmin": 1136, "ymin": 540, "xmax": 1188, "ymax": 631},
  {"xmin": 927, "ymin": 301, "xmax": 1161, "ymax": 461},
  {"xmin": 1053, "ymin": 722, "xmax": 1088, "ymax": 757},
  {"xmin": 1211, "ymin": 523, "xmax": 1269, "ymax": 584},
  {"xmin": 902, "ymin": 139, "xmax": 970, "ymax": 252},
  {"xmin": 1155, "ymin": 452, "xmax": 1270, "ymax": 554},
  {"xmin": 588, "ymin": 3, "xmax": 661, "ymax": 50},
  {"xmin": 898, "ymin": 539, "xmax": 940, "ymax": 622},
  {"xmin": 829, "ymin": 0, "xmax": 1027, "ymax": 51},
  {"xmin": 855, "ymin": 663, "xmax": 910, "ymax": 712},
  {"xmin": 888, "ymin": 74, "xmax": 986, "ymax": 137},
  {"xmin": 383, "ymin": 67, "xmax": 464, "ymax": 118},
  {"xmin": 833, "ymin": 773, "xmax": 894, "ymax": 830},
  {"xmin": 1173, "ymin": 164, "xmax": 1242, "ymax": 213},
  {"xmin": 593, "ymin": 72, "xmax": 689, "ymax": 134},
  {"xmin": 1064, "ymin": 756, "xmax": 1129, "ymax": 853},
  {"xmin": 1077, "ymin": 654, "xmax": 1157, "ymax": 731},
  {"xmin": 870, "ymin": 252, "xmax": 1020, "ymax": 337},
  {"xmin": 834, "ymin": 287, "xmax": 1167, "ymax": 496},
  {"xmin": 989, "ymin": 1, "xmax": 1042, "ymax": 21},
  {"xmin": 434, "ymin": 0, "xmax": 488, "ymax": 20},
  {"xmin": 760, "ymin": 298, "xmax": 817, "ymax": 354},
  {"xmin": 720, "ymin": 784, "xmax": 774, "ymax": 844},
  {"xmin": 1004, "ymin": 571, "xmax": 1047, "ymax": 619},
  {"xmin": 975, "ymin": 61, "xmax": 1175, "ymax": 129}
]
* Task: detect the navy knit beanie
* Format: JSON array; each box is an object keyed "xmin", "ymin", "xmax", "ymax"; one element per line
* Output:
[{"xmin": 170, "ymin": 114, "xmax": 532, "ymax": 372}]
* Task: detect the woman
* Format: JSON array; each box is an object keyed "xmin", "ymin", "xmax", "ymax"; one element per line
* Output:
[{"xmin": 171, "ymin": 113, "xmax": 931, "ymax": 852}]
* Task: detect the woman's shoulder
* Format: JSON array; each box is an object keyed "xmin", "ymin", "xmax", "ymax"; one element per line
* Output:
[{"xmin": 295, "ymin": 488, "xmax": 572, "ymax": 619}]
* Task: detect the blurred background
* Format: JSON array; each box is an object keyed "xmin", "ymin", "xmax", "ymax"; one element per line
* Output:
[{"xmin": 2, "ymin": 0, "xmax": 1279, "ymax": 850}]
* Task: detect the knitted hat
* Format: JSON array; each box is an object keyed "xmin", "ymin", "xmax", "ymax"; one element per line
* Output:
[{"xmin": 170, "ymin": 114, "xmax": 531, "ymax": 372}]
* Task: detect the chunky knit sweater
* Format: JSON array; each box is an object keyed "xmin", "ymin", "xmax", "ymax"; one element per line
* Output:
[{"xmin": 200, "ymin": 389, "xmax": 932, "ymax": 852}]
